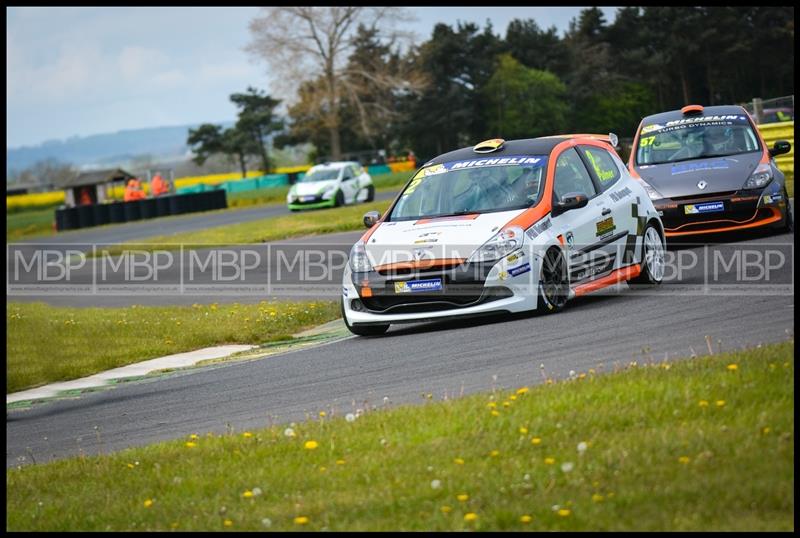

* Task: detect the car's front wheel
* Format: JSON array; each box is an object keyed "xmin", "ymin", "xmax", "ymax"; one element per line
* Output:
[
  {"xmin": 629, "ymin": 222, "xmax": 665, "ymax": 286},
  {"xmin": 537, "ymin": 247, "xmax": 569, "ymax": 313},
  {"xmin": 365, "ymin": 185, "xmax": 375, "ymax": 202},
  {"xmin": 334, "ymin": 190, "xmax": 345, "ymax": 207},
  {"xmin": 341, "ymin": 298, "xmax": 389, "ymax": 336}
]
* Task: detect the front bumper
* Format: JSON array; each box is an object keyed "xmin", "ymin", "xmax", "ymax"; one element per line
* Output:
[
  {"xmin": 287, "ymin": 196, "xmax": 336, "ymax": 210},
  {"xmin": 341, "ymin": 254, "xmax": 541, "ymax": 325},
  {"xmin": 653, "ymin": 185, "xmax": 786, "ymax": 237}
]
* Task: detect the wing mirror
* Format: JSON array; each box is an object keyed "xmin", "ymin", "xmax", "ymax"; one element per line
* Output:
[
  {"xmin": 363, "ymin": 210, "xmax": 381, "ymax": 228},
  {"xmin": 769, "ymin": 140, "xmax": 791, "ymax": 157},
  {"xmin": 552, "ymin": 192, "xmax": 589, "ymax": 216}
]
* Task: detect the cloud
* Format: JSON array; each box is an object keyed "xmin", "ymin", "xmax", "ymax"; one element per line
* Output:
[{"xmin": 118, "ymin": 46, "xmax": 170, "ymax": 81}]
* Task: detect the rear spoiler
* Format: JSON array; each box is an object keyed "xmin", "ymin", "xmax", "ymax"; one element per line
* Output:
[{"xmin": 542, "ymin": 133, "xmax": 619, "ymax": 148}]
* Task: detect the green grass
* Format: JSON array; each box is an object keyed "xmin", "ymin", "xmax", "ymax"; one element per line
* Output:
[
  {"xmin": 93, "ymin": 199, "xmax": 393, "ymax": 258},
  {"xmin": 6, "ymin": 207, "xmax": 57, "ymax": 241},
  {"xmin": 6, "ymin": 341, "xmax": 794, "ymax": 531},
  {"xmin": 6, "ymin": 301, "xmax": 339, "ymax": 394}
]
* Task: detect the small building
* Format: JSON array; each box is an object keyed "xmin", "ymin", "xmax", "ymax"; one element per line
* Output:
[{"xmin": 58, "ymin": 168, "xmax": 135, "ymax": 207}]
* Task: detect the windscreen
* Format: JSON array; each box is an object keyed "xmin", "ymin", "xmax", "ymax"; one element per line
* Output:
[
  {"xmin": 636, "ymin": 114, "xmax": 760, "ymax": 165},
  {"xmin": 299, "ymin": 167, "xmax": 340, "ymax": 182},
  {"xmin": 389, "ymin": 155, "xmax": 547, "ymax": 221}
]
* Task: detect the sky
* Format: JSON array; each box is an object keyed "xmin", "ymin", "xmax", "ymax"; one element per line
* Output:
[{"xmin": 6, "ymin": 6, "xmax": 618, "ymax": 149}]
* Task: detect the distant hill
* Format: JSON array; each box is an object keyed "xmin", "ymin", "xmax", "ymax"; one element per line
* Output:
[{"xmin": 6, "ymin": 122, "xmax": 234, "ymax": 175}]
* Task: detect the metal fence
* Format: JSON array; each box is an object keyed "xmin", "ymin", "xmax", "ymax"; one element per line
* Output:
[{"xmin": 740, "ymin": 95, "xmax": 794, "ymax": 124}]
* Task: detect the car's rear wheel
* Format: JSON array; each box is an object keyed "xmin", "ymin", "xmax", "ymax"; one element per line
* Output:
[
  {"xmin": 334, "ymin": 190, "xmax": 345, "ymax": 207},
  {"xmin": 341, "ymin": 298, "xmax": 389, "ymax": 336},
  {"xmin": 629, "ymin": 222, "xmax": 665, "ymax": 286},
  {"xmin": 365, "ymin": 185, "xmax": 375, "ymax": 202},
  {"xmin": 537, "ymin": 247, "xmax": 569, "ymax": 313}
]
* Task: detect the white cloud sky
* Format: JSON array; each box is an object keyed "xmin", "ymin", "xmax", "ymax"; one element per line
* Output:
[{"xmin": 6, "ymin": 6, "xmax": 617, "ymax": 148}]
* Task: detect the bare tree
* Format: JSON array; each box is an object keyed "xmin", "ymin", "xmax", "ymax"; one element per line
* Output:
[{"xmin": 246, "ymin": 6, "xmax": 423, "ymax": 159}]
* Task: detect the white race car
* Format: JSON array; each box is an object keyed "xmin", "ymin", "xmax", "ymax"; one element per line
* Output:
[
  {"xmin": 287, "ymin": 161, "xmax": 375, "ymax": 211},
  {"xmin": 342, "ymin": 136, "xmax": 666, "ymax": 336}
]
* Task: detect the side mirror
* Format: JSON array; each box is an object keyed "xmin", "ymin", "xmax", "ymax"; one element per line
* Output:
[
  {"xmin": 769, "ymin": 140, "xmax": 791, "ymax": 157},
  {"xmin": 363, "ymin": 210, "xmax": 381, "ymax": 228},
  {"xmin": 552, "ymin": 192, "xmax": 589, "ymax": 216}
]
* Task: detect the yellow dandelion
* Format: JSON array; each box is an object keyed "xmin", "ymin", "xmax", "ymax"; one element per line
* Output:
[
  {"xmin": 678, "ymin": 456, "xmax": 690, "ymax": 464},
  {"xmin": 189, "ymin": 434, "xmax": 199, "ymax": 440},
  {"xmin": 716, "ymin": 400, "xmax": 726, "ymax": 407},
  {"xmin": 491, "ymin": 410, "xmax": 500, "ymax": 417},
  {"xmin": 516, "ymin": 386, "xmax": 529, "ymax": 395},
  {"xmin": 502, "ymin": 401, "xmax": 511, "ymax": 408},
  {"xmin": 698, "ymin": 400, "xmax": 709, "ymax": 407},
  {"xmin": 242, "ymin": 432, "xmax": 253, "ymax": 438},
  {"xmin": 544, "ymin": 457, "xmax": 555, "ymax": 465},
  {"xmin": 531, "ymin": 437, "xmax": 542, "ymax": 445},
  {"xmin": 519, "ymin": 426, "xmax": 529, "ymax": 435},
  {"xmin": 762, "ymin": 427, "xmax": 771, "ymax": 435},
  {"xmin": 304, "ymin": 440, "xmax": 319, "ymax": 450},
  {"xmin": 487, "ymin": 402, "xmax": 497, "ymax": 409},
  {"xmin": 319, "ymin": 466, "xmax": 327, "ymax": 473},
  {"xmin": 520, "ymin": 515, "xmax": 533, "ymax": 523},
  {"xmin": 294, "ymin": 516, "xmax": 309, "ymax": 525},
  {"xmin": 464, "ymin": 513, "xmax": 479, "ymax": 522},
  {"xmin": 489, "ymin": 450, "xmax": 500, "ymax": 457},
  {"xmin": 336, "ymin": 459, "xmax": 346, "ymax": 465},
  {"xmin": 457, "ymin": 493, "xmax": 469, "ymax": 502},
  {"xmin": 440, "ymin": 505, "xmax": 452, "ymax": 514},
  {"xmin": 319, "ymin": 411, "xmax": 327, "ymax": 418},
  {"xmin": 223, "ymin": 519, "xmax": 233, "ymax": 527},
  {"xmin": 454, "ymin": 457, "xmax": 465, "ymax": 465},
  {"xmin": 509, "ymin": 394, "xmax": 517, "ymax": 401},
  {"xmin": 127, "ymin": 463, "xmax": 135, "ymax": 469},
  {"xmin": 557, "ymin": 509, "xmax": 571, "ymax": 517},
  {"xmin": 592, "ymin": 494, "xmax": 604, "ymax": 503},
  {"xmin": 143, "ymin": 499, "xmax": 154, "ymax": 508},
  {"xmin": 242, "ymin": 490, "xmax": 253, "ymax": 498},
  {"xmin": 727, "ymin": 363, "xmax": 738, "ymax": 371},
  {"xmin": 185, "ymin": 441, "xmax": 197, "ymax": 448}
]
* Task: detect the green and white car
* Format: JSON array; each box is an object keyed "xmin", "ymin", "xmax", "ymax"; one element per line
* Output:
[{"xmin": 287, "ymin": 161, "xmax": 375, "ymax": 211}]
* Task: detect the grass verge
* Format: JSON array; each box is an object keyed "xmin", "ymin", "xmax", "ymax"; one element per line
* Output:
[
  {"xmin": 6, "ymin": 340, "xmax": 793, "ymax": 531},
  {"xmin": 6, "ymin": 301, "xmax": 339, "ymax": 394},
  {"xmin": 6, "ymin": 206, "xmax": 57, "ymax": 242}
]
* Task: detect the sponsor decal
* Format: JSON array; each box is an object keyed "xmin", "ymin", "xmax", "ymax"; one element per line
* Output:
[
  {"xmin": 525, "ymin": 217, "xmax": 552, "ymax": 239},
  {"xmin": 684, "ymin": 201, "xmax": 724, "ymax": 214},
  {"xmin": 450, "ymin": 155, "xmax": 544, "ymax": 170},
  {"xmin": 565, "ymin": 231, "xmax": 575, "ymax": 248},
  {"xmin": 761, "ymin": 193, "xmax": 782, "ymax": 205},
  {"xmin": 671, "ymin": 159, "xmax": 730, "ymax": 175},
  {"xmin": 394, "ymin": 278, "xmax": 443, "ymax": 294},
  {"xmin": 413, "ymin": 238, "xmax": 439, "ymax": 244},
  {"xmin": 301, "ymin": 195, "xmax": 317, "ymax": 202},
  {"xmin": 508, "ymin": 263, "xmax": 531, "ymax": 277},
  {"xmin": 498, "ymin": 270, "xmax": 509, "ymax": 280},
  {"xmin": 608, "ymin": 186, "xmax": 632, "ymax": 202},
  {"xmin": 697, "ymin": 180, "xmax": 708, "ymax": 190},
  {"xmin": 342, "ymin": 286, "xmax": 348, "ymax": 297},
  {"xmin": 595, "ymin": 216, "xmax": 616, "ymax": 238}
]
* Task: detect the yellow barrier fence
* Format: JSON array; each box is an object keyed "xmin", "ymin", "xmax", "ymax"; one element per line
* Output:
[{"xmin": 758, "ymin": 121, "xmax": 794, "ymax": 179}]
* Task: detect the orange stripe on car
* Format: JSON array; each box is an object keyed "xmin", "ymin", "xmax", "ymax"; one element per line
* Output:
[
  {"xmin": 573, "ymin": 264, "xmax": 642, "ymax": 297},
  {"xmin": 415, "ymin": 214, "xmax": 479, "ymax": 225},
  {"xmin": 373, "ymin": 258, "xmax": 465, "ymax": 273}
]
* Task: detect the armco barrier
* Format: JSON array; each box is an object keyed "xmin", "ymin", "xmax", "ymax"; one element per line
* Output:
[
  {"xmin": 758, "ymin": 120, "xmax": 794, "ymax": 179},
  {"xmin": 54, "ymin": 190, "xmax": 228, "ymax": 232}
]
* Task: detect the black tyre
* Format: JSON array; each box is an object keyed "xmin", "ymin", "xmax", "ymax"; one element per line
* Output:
[
  {"xmin": 341, "ymin": 298, "xmax": 389, "ymax": 336},
  {"xmin": 334, "ymin": 190, "xmax": 345, "ymax": 207},
  {"xmin": 780, "ymin": 187, "xmax": 793, "ymax": 233},
  {"xmin": 537, "ymin": 247, "xmax": 569, "ymax": 313},
  {"xmin": 365, "ymin": 185, "xmax": 375, "ymax": 202},
  {"xmin": 629, "ymin": 221, "xmax": 665, "ymax": 286}
]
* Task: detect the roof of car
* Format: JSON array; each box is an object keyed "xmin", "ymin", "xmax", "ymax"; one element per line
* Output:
[
  {"xmin": 640, "ymin": 104, "xmax": 749, "ymax": 126},
  {"xmin": 311, "ymin": 161, "xmax": 358, "ymax": 169},
  {"xmin": 423, "ymin": 137, "xmax": 568, "ymax": 167}
]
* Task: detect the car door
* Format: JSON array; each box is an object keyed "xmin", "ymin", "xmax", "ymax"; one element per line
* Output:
[
  {"xmin": 549, "ymin": 148, "xmax": 603, "ymax": 285},
  {"xmin": 576, "ymin": 145, "xmax": 640, "ymax": 270},
  {"xmin": 340, "ymin": 165, "xmax": 359, "ymax": 204}
]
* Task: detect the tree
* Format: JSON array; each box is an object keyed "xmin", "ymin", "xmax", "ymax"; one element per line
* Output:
[
  {"xmin": 505, "ymin": 19, "xmax": 570, "ymax": 78},
  {"xmin": 187, "ymin": 123, "xmax": 256, "ymax": 179},
  {"xmin": 484, "ymin": 54, "xmax": 568, "ymax": 139},
  {"xmin": 246, "ymin": 7, "xmax": 417, "ymax": 160},
  {"xmin": 229, "ymin": 87, "xmax": 284, "ymax": 173}
]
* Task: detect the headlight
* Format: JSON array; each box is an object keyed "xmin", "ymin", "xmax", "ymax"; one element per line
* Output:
[
  {"xmin": 638, "ymin": 179, "xmax": 663, "ymax": 200},
  {"xmin": 468, "ymin": 226, "xmax": 524, "ymax": 263},
  {"xmin": 743, "ymin": 163, "xmax": 772, "ymax": 190},
  {"xmin": 349, "ymin": 241, "xmax": 373, "ymax": 273}
]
